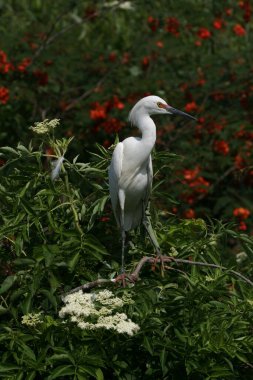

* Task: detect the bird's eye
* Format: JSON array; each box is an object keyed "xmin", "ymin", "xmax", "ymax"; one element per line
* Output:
[{"xmin": 157, "ymin": 102, "xmax": 164, "ymax": 108}]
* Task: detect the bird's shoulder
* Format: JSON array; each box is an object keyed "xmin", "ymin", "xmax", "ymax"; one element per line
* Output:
[
  {"xmin": 111, "ymin": 137, "xmax": 140, "ymax": 159},
  {"xmin": 109, "ymin": 142, "xmax": 124, "ymax": 179},
  {"xmin": 109, "ymin": 137, "xmax": 141, "ymax": 177},
  {"xmin": 122, "ymin": 136, "xmax": 141, "ymax": 146},
  {"xmin": 120, "ymin": 137, "xmax": 141, "ymax": 156},
  {"xmin": 111, "ymin": 141, "xmax": 124, "ymax": 160}
]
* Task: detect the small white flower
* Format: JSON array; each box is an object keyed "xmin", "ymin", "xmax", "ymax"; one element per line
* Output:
[
  {"xmin": 98, "ymin": 306, "xmax": 113, "ymax": 316},
  {"xmin": 205, "ymin": 275, "xmax": 215, "ymax": 282},
  {"xmin": 21, "ymin": 312, "xmax": 43, "ymax": 327},
  {"xmin": 95, "ymin": 289, "xmax": 114, "ymax": 301},
  {"xmin": 30, "ymin": 119, "xmax": 60, "ymax": 135},
  {"xmin": 117, "ymin": 319, "xmax": 140, "ymax": 336},
  {"xmin": 236, "ymin": 251, "xmax": 248, "ymax": 264},
  {"xmin": 170, "ymin": 247, "xmax": 179, "ymax": 257}
]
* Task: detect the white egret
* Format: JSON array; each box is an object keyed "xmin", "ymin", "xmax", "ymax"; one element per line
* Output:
[{"xmin": 109, "ymin": 95, "xmax": 196, "ymax": 274}]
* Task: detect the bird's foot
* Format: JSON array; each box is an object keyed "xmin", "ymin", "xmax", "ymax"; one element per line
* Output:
[
  {"xmin": 150, "ymin": 248, "xmax": 162, "ymax": 268},
  {"xmin": 114, "ymin": 272, "xmax": 138, "ymax": 287},
  {"xmin": 151, "ymin": 252, "xmax": 176, "ymax": 275},
  {"xmin": 115, "ymin": 273, "xmax": 126, "ymax": 287}
]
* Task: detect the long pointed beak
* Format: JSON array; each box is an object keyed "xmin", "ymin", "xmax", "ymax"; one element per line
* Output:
[{"xmin": 166, "ymin": 105, "xmax": 197, "ymax": 121}]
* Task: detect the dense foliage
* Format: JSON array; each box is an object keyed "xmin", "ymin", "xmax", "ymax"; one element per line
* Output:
[
  {"xmin": 1, "ymin": 124, "xmax": 253, "ymax": 379},
  {"xmin": 1, "ymin": 1, "xmax": 253, "ymax": 378}
]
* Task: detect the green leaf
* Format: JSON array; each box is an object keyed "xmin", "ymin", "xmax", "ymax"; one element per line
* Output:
[
  {"xmin": 21, "ymin": 294, "xmax": 33, "ymax": 314},
  {"xmin": 83, "ymin": 235, "xmax": 108, "ymax": 258},
  {"xmin": 47, "ymin": 365, "xmax": 75, "ymax": 379},
  {"xmin": 14, "ymin": 258, "xmax": 35, "ymax": 266},
  {"xmin": 17, "ymin": 144, "xmax": 31, "ymax": 154},
  {"xmin": 0, "ymin": 183, "xmax": 7, "ymax": 193},
  {"xmin": 235, "ymin": 352, "xmax": 248, "ymax": 364},
  {"xmin": 15, "ymin": 372, "xmax": 24, "ymax": 380},
  {"xmin": 19, "ymin": 342, "xmax": 36, "ymax": 361},
  {"xmin": 95, "ymin": 368, "xmax": 104, "ymax": 380},
  {"xmin": 77, "ymin": 374, "xmax": 88, "ymax": 380},
  {"xmin": 10, "ymin": 288, "xmax": 26, "ymax": 302},
  {"xmin": 77, "ymin": 365, "xmax": 98, "ymax": 378},
  {"xmin": 174, "ymin": 328, "xmax": 187, "ymax": 343},
  {"xmin": 88, "ymin": 195, "xmax": 109, "ymax": 230},
  {"xmin": 19, "ymin": 198, "xmax": 36, "ymax": 216},
  {"xmin": 26, "ymin": 372, "xmax": 36, "ymax": 380},
  {"xmin": 0, "ymin": 146, "xmax": 19, "ymax": 155},
  {"xmin": 48, "ymin": 272, "xmax": 61, "ymax": 292},
  {"xmin": 0, "ymin": 275, "xmax": 17, "ymax": 294},
  {"xmin": 0, "ymin": 364, "xmax": 20, "ymax": 372},
  {"xmin": 68, "ymin": 252, "xmax": 80, "ymax": 271},
  {"xmin": 160, "ymin": 348, "xmax": 167, "ymax": 375},
  {"xmin": 0, "ymin": 305, "xmax": 8, "ymax": 315},
  {"xmin": 143, "ymin": 336, "xmax": 153, "ymax": 355},
  {"xmin": 48, "ymin": 353, "xmax": 75, "ymax": 365},
  {"xmin": 39, "ymin": 289, "xmax": 57, "ymax": 310}
]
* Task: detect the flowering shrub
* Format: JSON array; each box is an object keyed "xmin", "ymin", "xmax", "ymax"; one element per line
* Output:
[
  {"xmin": 0, "ymin": 124, "xmax": 253, "ymax": 378},
  {"xmin": 0, "ymin": 1, "xmax": 253, "ymax": 376},
  {"xmin": 59, "ymin": 290, "xmax": 139, "ymax": 336}
]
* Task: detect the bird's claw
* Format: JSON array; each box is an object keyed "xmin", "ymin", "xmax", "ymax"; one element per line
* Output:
[
  {"xmin": 151, "ymin": 254, "xmax": 162, "ymax": 272},
  {"xmin": 151, "ymin": 254, "xmax": 175, "ymax": 274},
  {"xmin": 114, "ymin": 273, "xmax": 138, "ymax": 287}
]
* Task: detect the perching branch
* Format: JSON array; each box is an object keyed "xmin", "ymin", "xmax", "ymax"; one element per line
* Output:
[
  {"xmin": 65, "ymin": 255, "xmax": 253, "ymax": 295},
  {"xmin": 66, "ymin": 279, "xmax": 114, "ymax": 295}
]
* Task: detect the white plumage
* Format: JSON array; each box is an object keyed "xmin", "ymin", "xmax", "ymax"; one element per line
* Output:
[
  {"xmin": 108, "ymin": 95, "xmax": 196, "ymax": 272},
  {"xmin": 109, "ymin": 135, "xmax": 153, "ymax": 231}
]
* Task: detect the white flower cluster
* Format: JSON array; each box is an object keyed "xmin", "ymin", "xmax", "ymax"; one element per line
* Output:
[
  {"xmin": 30, "ymin": 119, "xmax": 60, "ymax": 134},
  {"xmin": 21, "ymin": 312, "xmax": 43, "ymax": 327},
  {"xmin": 59, "ymin": 289, "xmax": 139, "ymax": 336},
  {"xmin": 236, "ymin": 251, "xmax": 248, "ymax": 264}
]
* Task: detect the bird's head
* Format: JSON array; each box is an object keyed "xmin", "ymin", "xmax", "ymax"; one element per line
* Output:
[{"xmin": 129, "ymin": 95, "xmax": 196, "ymax": 126}]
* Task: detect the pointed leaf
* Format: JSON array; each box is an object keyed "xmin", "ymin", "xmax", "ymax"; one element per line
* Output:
[
  {"xmin": 47, "ymin": 365, "xmax": 75, "ymax": 379},
  {"xmin": 0, "ymin": 275, "xmax": 17, "ymax": 294}
]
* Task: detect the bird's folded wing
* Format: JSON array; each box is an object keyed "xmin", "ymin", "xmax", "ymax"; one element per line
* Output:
[
  {"xmin": 143, "ymin": 155, "xmax": 153, "ymax": 209},
  {"xmin": 108, "ymin": 143, "xmax": 124, "ymax": 223}
]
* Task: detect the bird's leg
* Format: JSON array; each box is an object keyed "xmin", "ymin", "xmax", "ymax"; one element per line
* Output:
[
  {"xmin": 121, "ymin": 228, "xmax": 126, "ymax": 275},
  {"xmin": 142, "ymin": 202, "xmax": 166, "ymax": 275},
  {"xmin": 142, "ymin": 202, "xmax": 161, "ymax": 255},
  {"xmin": 118, "ymin": 189, "xmax": 127, "ymax": 286},
  {"xmin": 116, "ymin": 228, "xmax": 127, "ymax": 287}
]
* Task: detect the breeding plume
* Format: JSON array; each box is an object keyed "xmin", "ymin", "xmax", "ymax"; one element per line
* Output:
[{"xmin": 109, "ymin": 95, "xmax": 196, "ymax": 273}]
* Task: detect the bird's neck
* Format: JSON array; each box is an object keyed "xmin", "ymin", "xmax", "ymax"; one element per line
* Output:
[{"xmin": 138, "ymin": 115, "xmax": 156, "ymax": 148}]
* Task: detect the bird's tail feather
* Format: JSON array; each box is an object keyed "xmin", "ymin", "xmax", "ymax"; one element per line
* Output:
[{"xmin": 124, "ymin": 208, "xmax": 142, "ymax": 231}]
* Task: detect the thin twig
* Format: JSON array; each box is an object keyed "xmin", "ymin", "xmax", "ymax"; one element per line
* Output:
[
  {"xmin": 66, "ymin": 279, "xmax": 115, "ymax": 295},
  {"xmin": 63, "ymin": 70, "xmax": 112, "ymax": 112}
]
